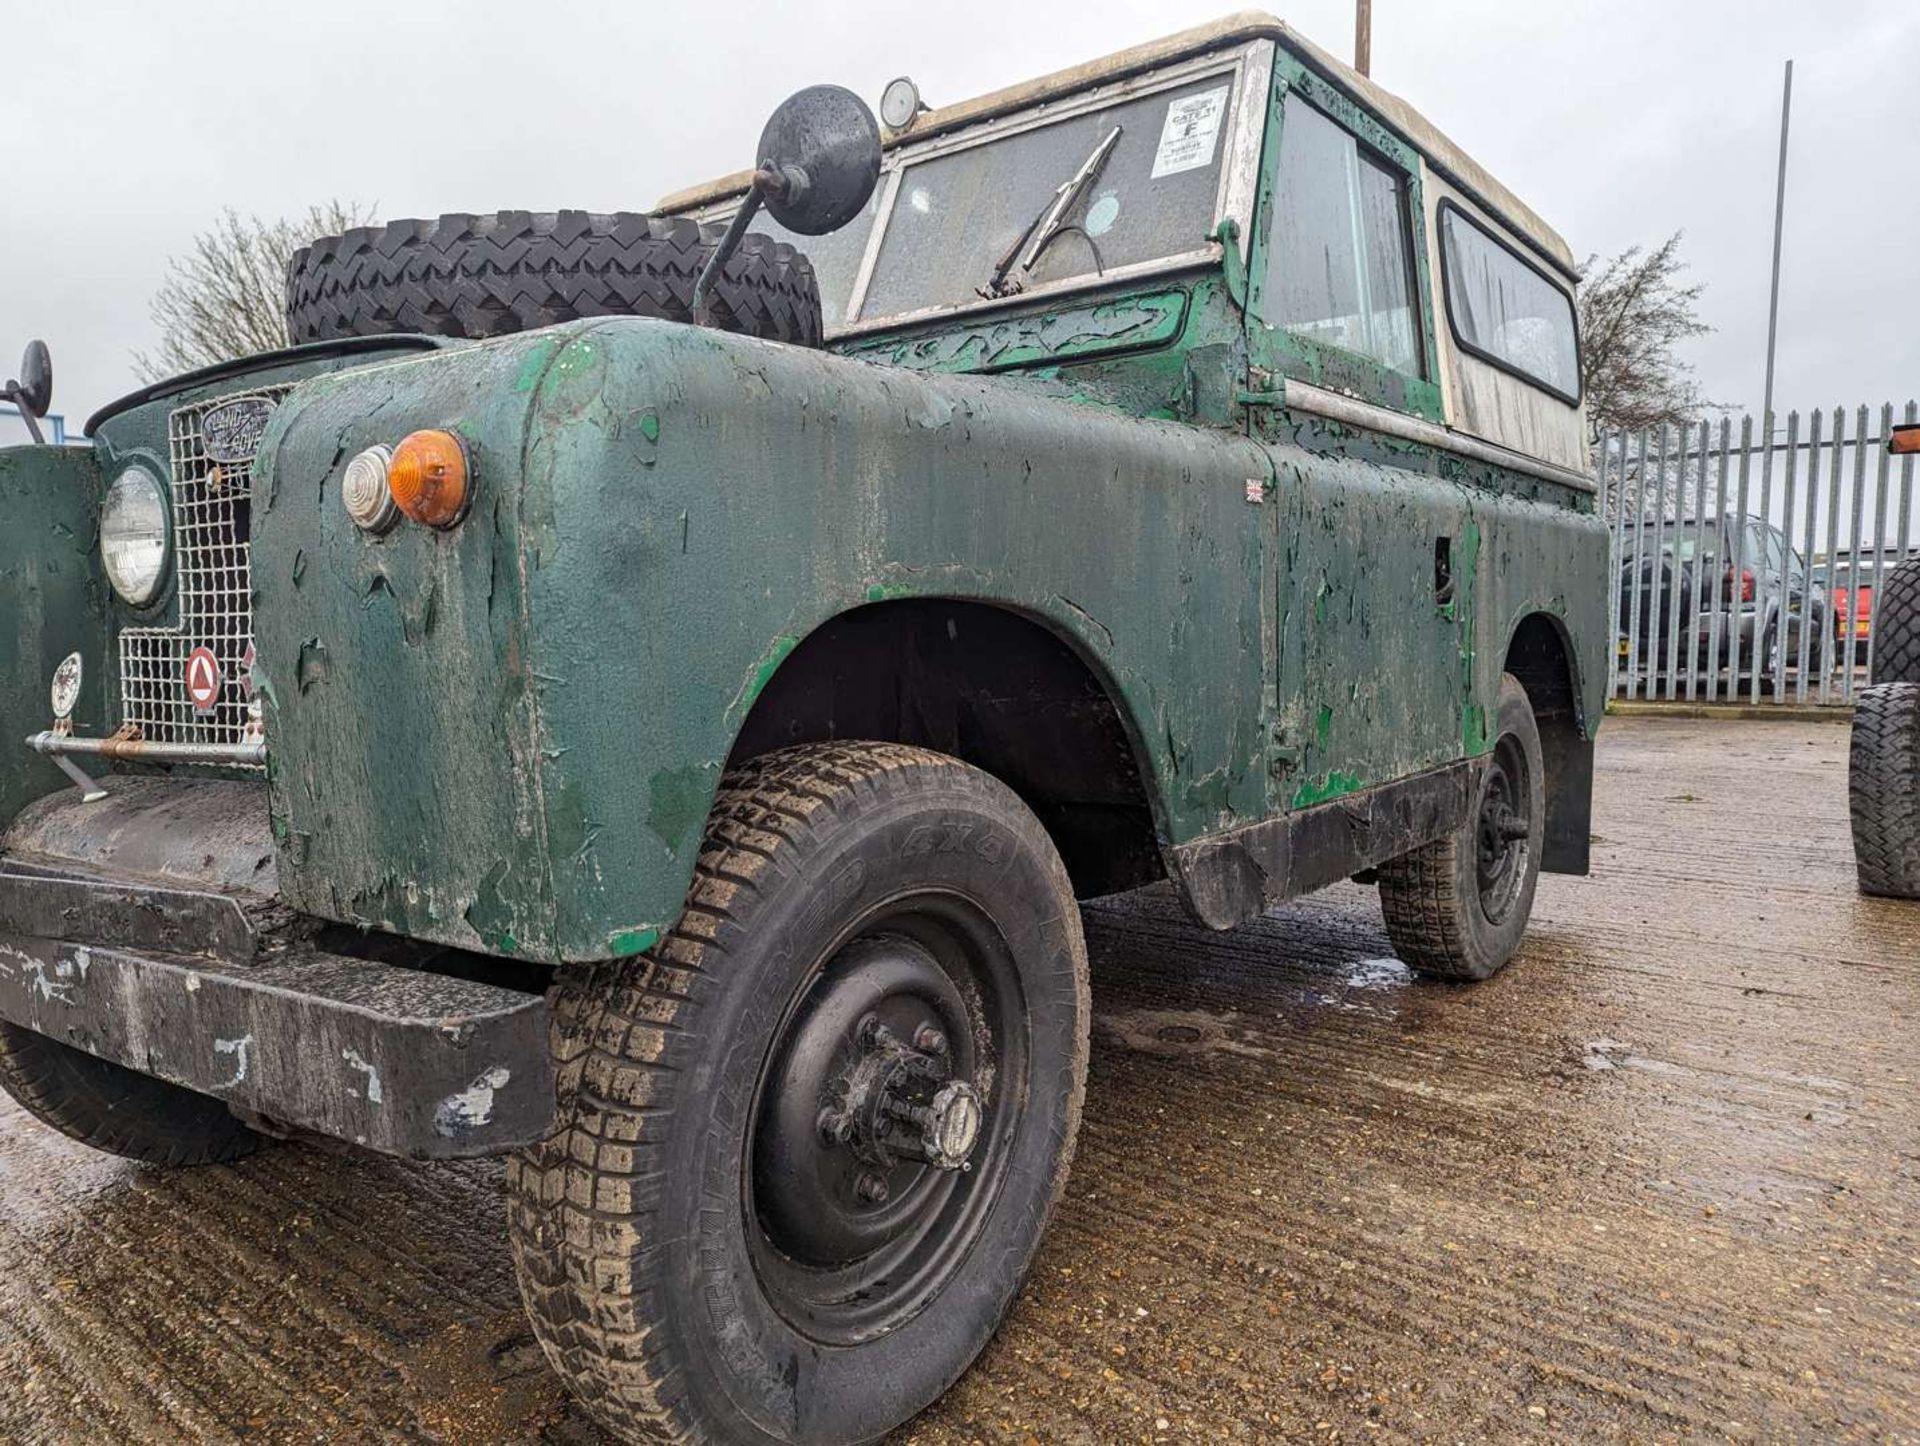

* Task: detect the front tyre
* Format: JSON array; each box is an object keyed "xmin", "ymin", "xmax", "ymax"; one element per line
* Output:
[
  {"xmin": 1378, "ymin": 674, "xmax": 1546, "ymax": 981},
  {"xmin": 509, "ymin": 743, "xmax": 1089, "ymax": 1445}
]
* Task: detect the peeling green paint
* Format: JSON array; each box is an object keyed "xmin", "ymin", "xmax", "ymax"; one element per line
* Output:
[
  {"xmin": 512, "ymin": 336, "xmax": 562, "ymax": 392},
  {"xmin": 0, "ymin": 445, "xmax": 106, "ymax": 831},
  {"xmin": 1291, "ymin": 770, "xmax": 1367, "ymax": 809},
  {"xmin": 609, "ymin": 927, "xmax": 661, "ymax": 957},
  {"xmin": 730, "ymin": 632, "xmax": 801, "ymax": 721},
  {"xmin": 843, "ymin": 291, "xmax": 1189, "ymax": 375},
  {"xmin": 1455, "ymin": 519, "xmax": 1485, "ymax": 754},
  {"xmin": 647, "ymin": 763, "xmax": 716, "ymax": 857}
]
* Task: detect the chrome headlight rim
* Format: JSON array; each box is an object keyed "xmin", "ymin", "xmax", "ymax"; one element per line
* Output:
[{"xmin": 101, "ymin": 462, "xmax": 172, "ymax": 608}]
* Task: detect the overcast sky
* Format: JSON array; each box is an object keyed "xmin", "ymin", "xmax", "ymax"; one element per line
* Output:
[{"xmin": 4, "ymin": 0, "xmax": 1915, "ymax": 431}]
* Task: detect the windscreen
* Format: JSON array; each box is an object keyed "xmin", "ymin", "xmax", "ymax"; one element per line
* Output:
[
  {"xmin": 858, "ymin": 71, "xmax": 1237, "ymax": 320},
  {"xmin": 727, "ymin": 66, "xmax": 1243, "ymax": 329}
]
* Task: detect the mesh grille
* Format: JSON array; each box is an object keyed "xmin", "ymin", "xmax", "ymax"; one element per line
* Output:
[{"xmin": 118, "ymin": 386, "xmax": 290, "ymax": 760}]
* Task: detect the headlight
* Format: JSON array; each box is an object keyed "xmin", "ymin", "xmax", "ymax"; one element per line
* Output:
[{"xmin": 102, "ymin": 465, "xmax": 169, "ymax": 605}]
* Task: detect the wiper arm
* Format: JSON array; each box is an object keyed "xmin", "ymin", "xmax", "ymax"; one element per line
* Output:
[{"xmin": 979, "ymin": 125, "xmax": 1122, "ymax": 299}]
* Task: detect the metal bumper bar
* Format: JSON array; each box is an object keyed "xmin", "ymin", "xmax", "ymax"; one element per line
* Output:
[
  {"xmin": 0, "ymin": 780, "xmax": 554, "ymax": 1159},
  {"xmin": 0, "ymin": 870, "xmax": 555, "ymax": 1159},
  {"xmin": 27, "ymin": 730, "xmax": 267, "ymax": 766}
]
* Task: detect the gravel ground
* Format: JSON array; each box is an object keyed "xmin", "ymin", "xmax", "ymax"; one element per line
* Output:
[{"xmin": 0, "ymin": 716, "xmax": 1914, "ymax": 1443}]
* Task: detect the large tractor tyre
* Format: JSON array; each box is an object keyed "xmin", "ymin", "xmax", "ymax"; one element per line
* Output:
[
  {"xmin": 287, "ymin": 211, "xmax": 823, "ymax": 348},
  {"xmin": 1378, "ymin": 674, "xmax": 1546, "ymax": 981},
  {"xmin": 0, "ymin": 1022, "xmax": 261, "ymax": 1166},
  {"xmin": 1869, "ymin": 557, "xmax": 1920, "ymax": 684},
  {"xmin": 1849, "ymin": 683, "xmax": 1920, "ymax": 898},
  {"xmin": 509, "ymin": 742, "xmax": 1091, "ymax": 1445}
]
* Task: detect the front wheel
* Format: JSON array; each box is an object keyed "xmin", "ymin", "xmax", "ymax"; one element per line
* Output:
[
  {"xmin": 509, "ymin": 742, "xmax": 1090, "ymax": 1445},
  {"xmin": 1378, "ymin": 674, "xmax": 1546, "ymax": 981}
]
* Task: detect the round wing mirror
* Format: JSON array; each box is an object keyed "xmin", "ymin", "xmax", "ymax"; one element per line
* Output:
[
  {"xmin": 756, "ymin": 85, "xmax": 883, "ymax": 237},
  {"xmin": 13, "ymin": 340, "xmax": 51, "ymax": 419}
]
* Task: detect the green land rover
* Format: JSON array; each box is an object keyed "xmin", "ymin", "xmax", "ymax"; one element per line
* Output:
[{"xmin": 0, "ymin": 13, "xmax": 1605, "ymax": 1442}]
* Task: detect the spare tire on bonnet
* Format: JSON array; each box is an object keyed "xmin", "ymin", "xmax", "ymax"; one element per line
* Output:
[{"xmin": 286, "ymin": 210, "xmax": 822, "ymax": 348}]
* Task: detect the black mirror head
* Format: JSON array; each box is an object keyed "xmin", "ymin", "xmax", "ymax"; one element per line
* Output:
[
  {"xmin": 757, "ymin": 85, "xmax": 883, "ymax": 237},
  {"xmin": 13, "ymin": 340, "xmax": 51, "ymax": 419}
]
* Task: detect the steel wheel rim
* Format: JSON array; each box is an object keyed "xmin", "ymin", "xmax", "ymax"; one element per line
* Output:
[
  {"xmin": 745, "ymin": 891, "xmax": 1028, "ymax": 1345},
  {"xmin": 1475, "ymin": 732, "xmax": 1534, "ymax": 926}
]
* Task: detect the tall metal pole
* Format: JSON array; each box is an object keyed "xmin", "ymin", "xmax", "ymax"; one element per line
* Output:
[
  {"xmin": 1760, "ymin": 59, "xmax": 1793, "ymax": 451},
  {"xmin": 1355, "ymin": 0, "xmax": 1372, "ymax": 76}
]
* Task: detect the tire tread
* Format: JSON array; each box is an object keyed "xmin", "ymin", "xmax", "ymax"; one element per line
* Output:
[
  {"xmin": 1849, "ymin": 682, "xmax": 1920, "ymax": 897},
  {"xmin": 287, "ymin": 211, "xmax": 823, "ymax": 348}
]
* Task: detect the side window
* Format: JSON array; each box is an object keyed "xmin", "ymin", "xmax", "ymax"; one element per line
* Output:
[
  {"xmin": 1438, "ymin": 203, "xmax": 1581, "ymax": 403},
  {"xmin": 1262, "ymin": 93, "xmax": 1423, "ymax": 378}
]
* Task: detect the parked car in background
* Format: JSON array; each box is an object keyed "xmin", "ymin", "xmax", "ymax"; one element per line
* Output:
[
  {"xmin": 1616, "ymin": 512, "xmax": 1829, "ymax": 689},
  {"xmin": 1823, "ymin": 546, "xmax": 1917, "ymax": 660}
]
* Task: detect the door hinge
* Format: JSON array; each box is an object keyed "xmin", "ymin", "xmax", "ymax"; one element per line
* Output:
[{"xmin": 1237, "ymin": 367, "xmax": 1285, "ymax": 409}]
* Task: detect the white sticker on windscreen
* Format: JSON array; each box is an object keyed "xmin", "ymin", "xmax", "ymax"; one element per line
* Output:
[{"xmin": 1150, "ymin": 85, "xmax": 1230, "ymax": 179}]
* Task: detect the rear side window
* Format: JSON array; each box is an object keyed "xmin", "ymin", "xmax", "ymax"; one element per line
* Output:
[
  {"xmin": 1438, "ymin": 203, "xmax": 1580, "ymax": 403},
  {"xmin": 1263, "ymin": 94, "xmax": 1423, "ymax": 378}
]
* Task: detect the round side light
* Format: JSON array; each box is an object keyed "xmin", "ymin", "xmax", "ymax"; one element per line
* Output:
[
  {"xmin": 387, "ymin": 429, "xmax": 473, "ymax": 529},
  {"xmin": 342, "ymin": 444, "xmax": 400, "ymax": 533}
]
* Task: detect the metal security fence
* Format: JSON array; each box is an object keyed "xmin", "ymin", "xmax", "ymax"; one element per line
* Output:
[{"xmin": 1600, "ymin": 402, "xmax": 1920, "ymax": 705}]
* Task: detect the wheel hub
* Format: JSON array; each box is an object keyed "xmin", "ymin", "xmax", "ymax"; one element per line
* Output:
[
  {"xmin": 752, "ymin": 932, "xmax": 993, "ymax": 1273},
  {"xmin": 819, "ymin": 1015, "xmax": 983, "ymax": 1178}
]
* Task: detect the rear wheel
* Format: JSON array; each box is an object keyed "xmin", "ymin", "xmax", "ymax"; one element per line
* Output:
[
  {"xmin": 0, "ymin": 1023, "xmax": 260, "ymax": 1166},
  {"xmin": 1378, "ymin": 675, "xmax": 1545, "ymax": 981},
  {"xmin": 1849, "ymin": 682, "xmax": 1920, "ymax": 898},
  {"xmin": 509, "ymin": 742, "xmax": 1089, "ymax": 1444}
]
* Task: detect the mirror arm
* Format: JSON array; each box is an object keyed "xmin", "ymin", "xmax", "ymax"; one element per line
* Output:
[
  {"xmin": 2, "ymin": 383, "xmax": 46, "ymax": 446},
  {"xmin": 692, "ymin": 164, "xmax": 796, "ymax": 329}
]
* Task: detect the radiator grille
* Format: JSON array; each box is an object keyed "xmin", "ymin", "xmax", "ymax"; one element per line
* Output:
[{"xmin": 118, "ymin": 386, "xmax": 290, "ymax": 760}]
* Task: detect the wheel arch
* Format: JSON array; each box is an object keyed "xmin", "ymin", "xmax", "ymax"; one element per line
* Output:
[
  {"xmin": 1503, "ymin": 609, "xmax": 1593, "ymax": 876},
  {"xmin": 727, "ymin": 598, "xmax": 1169, "ymax": 899}
]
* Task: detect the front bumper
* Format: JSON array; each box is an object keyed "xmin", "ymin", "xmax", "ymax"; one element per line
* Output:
[{"xmin": 0, "ymin": 778, "xmax": 555, "ymax": 1159}]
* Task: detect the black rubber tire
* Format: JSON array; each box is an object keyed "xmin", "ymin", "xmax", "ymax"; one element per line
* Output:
[
  {"xmin": 1870, "ymin": 557, "xmax": 1920, "ymax": 685},
  {"xmin": 1377, "ymin": 675, "xmax": 1546, "ymax": 981},
  {"xmin": 1849, "ymin": 683, "xmax": 1920, "ymax": 898},
  {"xmin": 287, "ymin": 211, "xmax": 823, "ymax": 348},
  {"xmin": 0, "ymin": 1022, "xmax": 260, "ymax": 1166},
  {"xmin": 508, "ymin": 742, "xmax": 1090, "ymax": 1445}
]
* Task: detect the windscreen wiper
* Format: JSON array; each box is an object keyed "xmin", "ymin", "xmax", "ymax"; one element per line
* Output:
[{"xmin": 978, "ymin": 125, "xmax": 1122, "ymax": 299}]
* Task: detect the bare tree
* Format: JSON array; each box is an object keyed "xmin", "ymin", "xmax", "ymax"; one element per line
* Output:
[
  {"xmin": 1578, "ymin": 232, "xmax": 1714, "ymax": 437},
  {"xmin": 134, "ymin": 202, "xmax": 374, "ymax": 381}
]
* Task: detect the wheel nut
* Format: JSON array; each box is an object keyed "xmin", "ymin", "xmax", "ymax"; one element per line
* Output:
[
  {"xmin": 855, "ymin": 1171, "xmax": 890, "ymax": 1205},
  {"xmin": 816, "ymin": 1108, "xmax": 849, "ymax": 1145},
  {"xmin": 914, "ymin": 1024, "xmax": 948, "ymax": 1055}
]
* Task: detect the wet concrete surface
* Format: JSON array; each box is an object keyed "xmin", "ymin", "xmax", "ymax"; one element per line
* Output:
[{"xmin": 1, "ymin": 716, "xmax": 1915, "ymax": 1443}]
